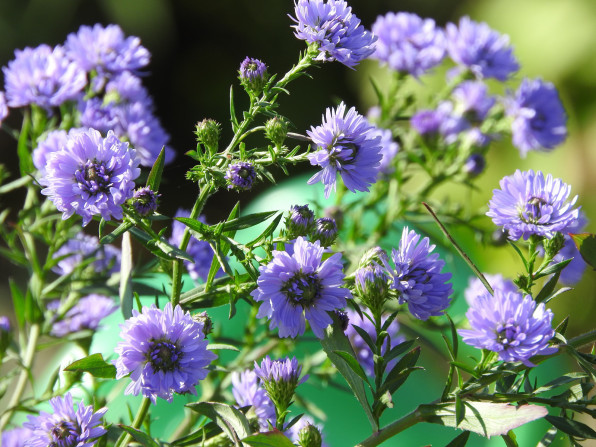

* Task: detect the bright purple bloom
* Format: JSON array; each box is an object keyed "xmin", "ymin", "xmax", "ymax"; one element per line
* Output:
[
  {"xmin": 252, "ymin": 236, "xmax": 351, "ymax": 338},
  {"xmin": 459, "ymin": 289, "xmax": 557, "ymax": 366},
  {"xmin": 307, "ymin": 102, "xmax": 382, "ymax": 198},
  {"xmin": 463, "ymin": 153, "xmax": 486, "ymax": 177},
  {"xmin": 486, "ymin": 170, "xmax": 580, "ymax": 241},
  {"xmin": 33, "ymin": 128, "xmax": 87, "ymax": 180},
  {"xmin": 231, "ymin": 369, "xmax": 276, "ymax": 431},
  {"xmin": 453, "ymin": 81, "xmax": 495, "ymax": 122},
  {"xmin": 345, "ymin": 308, "xmax": 404, "ymax": 376},
  {"xmin": 254, "ymin": 356, "xmax": 306, "ymax": 386},
  {"xmin": 286, "ymin": 204, "xmax": 315, "ymax": 238},
  {"xmin": 2, "ymin": 427, "xmax": 33, "ymax": 447},
  {"xmin": 24, "ymin": 393, "xmax": 107, "ymax": 447},
  {"xmin": 370, "ymin": 125, "xmax": 399, "ymax": 177},
  {"xmin": 371, "ymin": 12, "xmax": 445, "ymax": 76},
  {"xmin": 41, "ymin": 128, "xmax": 140, "ymax": 226},
  {"xmin": 225, "ymin": 162, "xmax": 257, "ymax": 191},
  {"xmin": 169, "ymin": 209, "xmax": 219, "ymax": 283},
  {"xmin": 0, "ymin": 92, "xmax": 8, "ymax": 124},
  {"xmin": 49, "ymin": 294, "xmax": 117, "ymax": 338},
  {"xmin": 291, "ymin": 0, "xmax": 377, "ymax": 68},
  {"xmin": 507, "ymin": 78, "xmax": 567, "ymax": 157},
  {"xmin": 114, "ymin": 302, "xmax": 217, "ymax": 403},
  {"xmin": 52, "ymin": 232, "xmax": 121, "ymax": 276},
  {"xmin": 65, "ymin": 24, "xmax": 150, "ymax": 75},
  {"xmin": 239, "ymin": 57, "xmax": 268, "ymax": 94},
  {"xmin": 132, "ymin": 186, "xmax": 159, "ymax": 216},
  {"xmin": 464, "ymin": 273, "xmax": 517, "ymax": 306},
  {"xmin": 3, "ymin": 44, "xmax": 86, "ymax": 109},
  {"xmin": 445, "ymin": 16, "xmax": 519, "ymax": 81},
  {"xmin": 388, "ymin": 227, "xmax": 453, "ymax": 320}
]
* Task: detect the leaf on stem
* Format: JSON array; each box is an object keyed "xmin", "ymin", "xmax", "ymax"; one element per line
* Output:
[
  {"xmin": 64, "ymin": 353, "xmax": 116, "ymax": 379},
  {"xmin": 569, "ymin": 233, "xmax": 596, "ymax": 269},
  {"xmin": 242, "ymin": 430, "xmax": 296, "ymax": 447},
  {"xmin": 186, "ymin": 401, "xmax": 251, "ymax": 447},
  {"xmin": 119, "ymin": 424, "xmax": 160, "ymax": 447},
  {"xmin": 545, "ymin": 415, "xmax": 596, "ymax": 439},
  {"xmin": 145, "ymin": 147, "xmax": 166, "ymax": 191}
]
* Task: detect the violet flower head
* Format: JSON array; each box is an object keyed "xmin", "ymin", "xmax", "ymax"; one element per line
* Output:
[
  {"xmin": 389, "ymin": 227, "xmax": 453, "ymax": 320},
  {"xmin": 65, "ymin": 24, "xmax": 150, "ymax": 75},
  {"xmin": 311, "ymin": 217, "xmax": 338, "ymax": 247},
  {"xmin": 252, "ymin": 236, "xmax": 351, "ymax": 338},
  {"xmin": 114, "ymin": 302, "xmax": 217, "ymax": 403},
  {"xmin": 410, "ymin": 109, "xmax": 444, "ymax": 136},
  {"xmin": 239, "ymin": 57, "xmax": 268, "ymax": 94},
  {"xmin": 464, "ymin": 273, "xmax": 517, "ymax": 306},
  {"xmin": 459, "ymin": 289, "xmax": 557, "ymax": 366},
  {"xmin": 286, "ymin": 204, "xmax": 315, "ymax": 238},
  {"xmin": 52, "ymin": 232, "xmax": 121, "ymax": 276},
  {"xmin": 41, "ymin": 128, "xmax": 140, "ymax": 226},
  {"xmin": 50, "ymin": 294, "xmax": 117, "ymax": 338},
  {"xmin": 292, "ymin": 0, "xmax": 377, "ymax": 68},
  {"xmin": 0, "ymin": 316, "xmax": 10, "ymax": 332},
  {"xmin": 463, "ymin": 153, "xmax": 486, "ymax": 177},
  {"xmin": 132, "ymin": 186, "xmax": 159, "ymax": 216},
  {"xmin": 445, "ymin": 16, "xmax": 520, "ymax": 81},
  {"xmin": 307, "ymin": 102, "xmax": 382, "ymax": 198},
  {"xmin": 2, "ymin": 427, "xmax": 33, "ymax": 447},
  {"xmin": 254, "ymin": 356, "xmax": 305, "ymax": 385},
  {"xmin": 507, "ymin": 78, "xmax": 567, "ymax": 157},
  {"xmin": 3, "ymin": 44, "xmax": 86, "ymax": 109},
  {"xmin": 231, "ymin": 369, "xmax": 276, "ymax": 431},
  {"xmin": 24, "ymin": 392, "xmax": 107, "ymax": 447},
  {"xmin": 33, "ymin": 130, "xmax": 68, "ymax": 179},
  {"xmin": 371, "ymin": 12, "xmax": 445, "ymax": 77},
  {"xmin": 369, "ymin": 125, "xmax": 399, "ymax": 177},
  {"xmin": 344, "ymin": 308, "xmax": 404, "ymax": 376},
  {"xmin": 486, "ymin": 170, "xmax": 580, "ymax": 241},
  {"xmin": 169, "ymin": 209, "xmax": 220, "ymax": 283},
  {"xmin": 452, "ymin": 81, "xmax": 495, "ymax": 123},
  {"xmin": 225, "ymin": 161, "xmax": 257, "ymax": 191}
]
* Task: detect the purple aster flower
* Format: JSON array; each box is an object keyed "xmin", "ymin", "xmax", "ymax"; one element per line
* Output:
[
  {"xmin": 65, "ymin": 24, "xmax": 150, "ymax": 76},
  {"xmin": 41, "ymin": 128, "xmax": 140, "ymax": 226},
  {"xmin": 311, "ymin": 217, "xmax": 338, "ymax": 247},
  {"xmin": 345, "ymin": 308, "xmax": 404, "ymax": 377},
  {"xmin": 231, "ymin": 369, "xmax": 275, "ymax": 431},
  {"xmin": 3, "ymin": 44, "xmax": 86, "ymax": 110},
  {"xmin": 369, "ymin": 125, "xmax": 399, "ymax": 177},
  {"xmin": 486, "ymin": 170, "xmax": 580, "ymax": 241},
  {"xmin": 252, "ymin": 236, "xmax": 351, "ymax": 338},
  {"xmin": 254, "ymin": 356, "xmax": 307, "ymax": 412},
  {"xmin": 0, "ymin": 92, "xmax": 8, "ymax": 124},
  {"xmin": 132, "ymin": 186, "xmax": 159, "ymax": 216},
  {"xmin": 291, "ymin": 0, "xmax": 377, "ymax": 69},
  {"xmin": 169, "ymin": 209, "xmax": 220, "ymax": 283},
  {"xmin": 388, "ymin": 227, "xmax": 453, "ymax": 320},
  {"xmin": 52, "ymin": 232, "xmax": 121, "ymax": 276},
  {"xmin": 506, "ymin": 78, "xmax": 567, "ymax": 157},
  {"xmin": 114, "ymin": 302, "xmax": 217, "ymax": 403},
  {"xmin": 445, "ymin": 16, "xmax": 520, "ymax": 81},
  {"xmin": 307, "ymin": 102, "xmax": 382, "ymax": 198},
  {"xmin": 49, "ymin": 294, "xmax": 117, "ymax": 338},
  {"xmin": 459, "ymin": 289, "xmax": 557, "ymax": 366},
  {"xmin": 225, "ymin": 162, "xmax": 257, "ymax": 191},
  {"xmin": 24, "ymin": 392, "xmax": 107, "ymax": 447},
  {"xmin": 354, "ymin": 262, "xmax": 390, "ymax": 311},
  {"xmin": 464, "ymin": 273, "xmax": 517, "ymax": 306},
  {"xmin": 2, "ymin": 427, "xmax": 33, "ymax": 447},
  {"xmin": 452, "ymin": 81, "xmax": 495, "ymax": 123},
  {"xmin": 371, "ymin": 12, "xmax": 445, "ymax": 77},
  {"xmin": 411, "ymin": 109, "xmax": 444, "ymax": 136},
  {"xmin": 463, "ymin": 153, "xmax": 486, "ymax": 177},
  {"xmin": 239, "ymin": 57, "xmax": 268, "ymax": 94},
  {"xmin": 286, "ymin": 204, "xmax": 315, "ymax": 238},
  {"xmin": 33, "ymin": 128, "xmax": 87, "ymax": 180}
]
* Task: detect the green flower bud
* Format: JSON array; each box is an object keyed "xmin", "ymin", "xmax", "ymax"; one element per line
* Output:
[
  {"xmin": 195, "ymin": 119, "xmax": 221, "ymax": 154},
  {"xmin": 298, "ymin": 423, "xmax": 323, "ymax": 447},
  {"xmin": 265, "ymin": 116, "xmax": 288, "ymax": 147}
]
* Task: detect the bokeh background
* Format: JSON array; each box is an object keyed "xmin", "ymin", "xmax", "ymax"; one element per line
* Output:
[{"xmin": 0, "ymin": 0, "xmax": 595, "ymax": 445}]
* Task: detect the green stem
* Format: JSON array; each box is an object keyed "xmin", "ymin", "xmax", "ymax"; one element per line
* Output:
[
  {"xmin": 171, "ymin": 184, "xmax": 214, "ymax": 306},
  {"xmin": 115, "ymin": 397, "xmax": 152, "ymax": 447},
  {"xmin": 0, "ymin": 323, "xmax": 40, "ymax": 432},
  {"xmin": 355, "ymin": 407, "xmax": 422, "ymax": 447}
]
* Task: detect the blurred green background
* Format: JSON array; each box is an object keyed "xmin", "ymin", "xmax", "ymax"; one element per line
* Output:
[{"xmin": 0, "ymin": 0, "xmax": 595, "ymax": 445}]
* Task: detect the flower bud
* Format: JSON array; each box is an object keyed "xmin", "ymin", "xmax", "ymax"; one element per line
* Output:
[
  {"xmin": 463, "ymin": 153, "xmax": 486, "ymax": 178},
  {"xmin": 543, "ymin": 232, "xmax": 566, "ymax": 259},
  {"xmin": 225, "ymin": 162, "xmax": 257, "ymax": 191},
  {"xmin": 355, "ymin": 264, "xmax": 390, "ymax": 312},
  {"xmin": 298, "ymin": 423, "xmax": 323, "ymax": 447},
  {"xmin": 239, "ymin": 57, "xmax": 268, "ymax": 96},
  {"xmin": 265, "ymin": 117, "xmax": 288, "ymax": 147},
  {"xmin": 286, "ymin": 204, "xmax": 315, "ymax": 239},
  {"xmin": 358, "ymin": 246, "xmax": 390, "ymax": 270},
  {"xmin": 334, "ymin": 309, "xmax": 349, "ymax": 332},
  {"xmin": 311, "ymin": 217, "xmax": 337, "ymax": 247},
  {"xmin": 195, "ymin": 119, "xmax": 221, "ymax": 154},
  {"xmin": 131, "ymin": 187, "xmax": 159, "ymax": 216}
]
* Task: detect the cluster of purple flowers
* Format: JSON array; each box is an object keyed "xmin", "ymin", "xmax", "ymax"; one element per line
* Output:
[
  {"xmin": 114, "ymin": 302, "xmax": 217, "ymax": 403},
  {"xmin": 307, "ymin": 102, "xmax": 383, "ymax": 198},
  {"xmin": 292, "ymin": 0, "xmax": 377, "ymax": 68},
  {"xmin": 251, "ymin": 236, "xmax": 351, "ymax": 338}
]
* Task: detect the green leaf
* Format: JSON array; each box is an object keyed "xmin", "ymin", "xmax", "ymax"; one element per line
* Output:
[
  {"xmin": 230, "ymin": 86, "xmax": 240, "ymax": 132},
  {"xmin": 533, "ymin": 372, "xmax": 588, "ymax": 395},
  {"xmin": 119, "ymin": 425, "xmax": 160, "ymax": 447},
  {"xmin": 350, "ymin": 324, "xmax": 377, "ymax": 354},
  {"xmin": 9, "ymin": 279, "xmax": 26, "ymax": 328},
  {"xmin": 145, "ymin": 147, "xmax": 165, "ymax": 191},
  {"xmin": 534, "ymin": 258, "xmax": 572, "ymax": 280},
  {"xmin": 419, "ymin": 401, "xmax": 548, "ymax": 438},
  {"xmin": 0, "ymin": 175, "xmax": 32, "ymax": 195},
  {"xmin": 321, "ymin": 313, "xmax": 377, "ymax": 431},
  {"xmin": 445, "ymin": 431, "xmax": 471, "ymax": 447},
  {"xmin": 502, "ymin": 430, "xmax": 519, "ymax": 447},
  {"xmin": 537, "ymin": 426, "xmax": 558, "ymax": 447},
  {"xmin": 535, "ymin": 270, "xmax": 562, "ymax": 303},
  {"xmin": 242, "ymin": 430, "xmax": 296, "ymax": 447},
  {"xmin": 17, "ymin": 111, "xmax": 33, "ymax": 176},
  {"xmin": 128, "ymin": 227, "xmax": 193, "ymax": 261},
  {"xmin": 333, "ymin": 350, "xmax": 371, "ymax": 385},
  {"xmin": 207, "ymin": 343, "xmax": 240, "ymax": 352},
  {"xmin": 186, "ymin": 401, "xmax": 251, "ymax": 446},
  {"xmin": 545, "ymin": 415, "xmax": 596, "ymax": 439},
  {"xmin": 384, "ymin": 339, "xmax": 415, "ymax": 363},
  {"xmin": 455, "ymin": 395, "xmax": 465, "ymax": 427},
  {"xmin": 99, "ymin": 221, "xmax": 134, "ymax": 245},
  {"xmin": 175, "ymin": 217, "xmax": 211, "ymax": 238},
  {"xmin": 120, "ymin": 232, "xmax": 134, "ymax": 320},
  {"xmin": 64, "ymin": 353, "xmax": 116, "ymax": 379},
  {"xmin": 246, "ymin": 213, "xmax": 283, "ymax": 248},
  {"xmin": 221, "ymin": 211, "xmax": 278, "ymax": 232},
  {"xmin": 569, "ymin": 233, "xmax": 596, "ymax": 269},
  {"xmin": 380, "ymin": 346, "xmax": 421, "ymax": 396}
]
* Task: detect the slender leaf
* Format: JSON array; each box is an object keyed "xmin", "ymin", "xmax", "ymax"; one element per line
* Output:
[
  {"xmin": 64, "ymin": 353, "xmax": 117, "ymax": 379},
  {"xmin": 455, "ymin": 394, "xmax": 465, "ymax": 427},
  {"xmin": 145, "ymin": 147, "xmax": 166, "ymax": 191},
  {"xmin": 535, "ymin": 259, "xmax": 572, "ymax": 279},
  {"xmin": 384, "ymin": 339, "xmax": 415, "ymax": 363},
  {"xmin": 221, "ymin": 211, "xmax": 278, "ymax": 232},
  {"xmin": 119, "ymin": 232, "xmax": 133, "ymax": 319},
  {"xmin": 502, "ymin": 431, "xmax": 519, "ymax": 447},
  {"xmin": 545, "ymin": 415, "xmax": 596, "ymax": 439},
  {"xmin": 119, "ymin": 425, "xmax": 160, "ymax": 447},
  {"xmin": 207, "ymin": 343, "xmax": 240, "ymax": 352},
  {"xmin": 175, "ymin": 217, "xmax": 211, "ymax": 238},
  {"xmin": 9, "ymin": 278, "xmax": 26, "ymax": 328},
  {"xmin": 351, "ymin": 324, "xmax": 377, "ymax": 354},
  {"xmin": 380, "ymin": 347, "xmax": 421, "ymax": 396},
  {"xmin": 333, "ymin": 350, "xmax": 370, "ymax": 385},
  {"xmin": 535, "ymin": 270, "xmax": 563, "ymax": 303},
  {"xmin": 533, "ymin": 372, "xmax": 588, "ymax": 395},
  {"xmin": 445, "ymin": 431, "xmax": 471, "ymax": 447},
  {"xmin": 187, "ymin": 402, "xmax": 251, "ymax": 446},
  {"xmin": 230, "ymin": 85, "xmax": 239, "ymax": 132},
  {"xmin": 246, "ymin": 213, "xmax": 283, "ymax": 247},
  {"xmin": 99, "ymin": 221, "xmax": 134, "ymax": 245},
  {"xmin": 242, "ymin": 430, "xmax": 296, "ymax": 447},
  {"xmin": 0, "ymin": 175, "xmax": 32, "ymax": 194}
]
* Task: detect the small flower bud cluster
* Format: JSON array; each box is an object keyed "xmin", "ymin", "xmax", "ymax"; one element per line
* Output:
[
  {"xmin": 265, "ymin": 117, "xmax": 288, "ymax": 148},
  {"xmin": 284, "ymin": 204, "xmax": 339, "ymax": 247}
]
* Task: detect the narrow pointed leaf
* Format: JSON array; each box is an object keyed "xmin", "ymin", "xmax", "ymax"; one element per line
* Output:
[
  {"xmin": 333, "ymin": 350, "xmax": 370, "ymax": 385},
  {"xmin": 242, "ymin": 430, "xmax": 296, "ymax": 447},
  {"xmin": 145, "ymin": 147, "xmax": 165, "ymax": 191},
  {"xmin": 545, "ymin": 415, "xmax": 596, "ymax": 439},
  {"xmin": 64, "ymin": 353, "xmax": 117, "ymax": 379},
  {"xmin": 445, "ymin": 431, "xmax": 471, "ymax": 447},
  {"xmin": 221, "ymin": 211, "xmax": 278, "ymax": 232},
  {"xmin": 186, "ymin": 402, "xmax": 250, "ymax": 446},
  {"xmin": 100, "ymin": 221, "xmax": 134, "ymax": 244},
  {"xmin": 119, "ymin": 425, "xmax": 160, "ymax": 447},
  {"xmin": 120, "ymin": 232, "xmax": 133, "ymax": 319}
]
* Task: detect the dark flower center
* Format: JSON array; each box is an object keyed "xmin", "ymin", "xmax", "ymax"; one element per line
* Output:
[
  {"xmin": 238, "ymin": 168, "xmax": 251, "ymax": 179},
  {"xmin": 282, "ymin": 271, "xmax": 322, "ymax": 307},
  {"xmin": 496, "ymin": 322, "xmax": 523, "ymax": 348},
  {"xmin": 50, "ymin": 420, "xmax": 79, "ymax": 447},
  {"xmin": 148, "ymin": 339, "xmax": 183, "ymax": 372},
  {"xmin": 522, "ymin": 196, "xmax": 550, "ymax": 223},
  {"xmin": 75, "ymin": 159, "xmax": 112, "ymax": 195}
]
